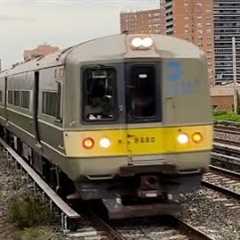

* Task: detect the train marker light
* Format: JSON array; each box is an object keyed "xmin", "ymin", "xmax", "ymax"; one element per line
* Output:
[
  {"xmin": 131, "ymin": 37, "xmax": 153, "ymax": 49},
  {"xmin": 82, "ymin": 138, "xmax": 95, "ymax": 149},
  {"xmin": 192, "ymin": 132, "xmax": 203, "ymax": 143},
  {"xmin": 99, "ymin": 138, "xmax": 111, "ymax": 149},
  {"xmin": 177, "ymin": 133, "xmax": 189, "ymax": 145}
]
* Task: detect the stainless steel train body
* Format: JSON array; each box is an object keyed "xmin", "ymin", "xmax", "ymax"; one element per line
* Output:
[{"xmin": 0, "ymin": 34, "xmax": 213, "ymax": 214}]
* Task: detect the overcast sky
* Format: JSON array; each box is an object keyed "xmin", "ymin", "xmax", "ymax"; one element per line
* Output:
[{"xmin": 0, "ymin": 0, "xmax": 160, "ymax": 68}]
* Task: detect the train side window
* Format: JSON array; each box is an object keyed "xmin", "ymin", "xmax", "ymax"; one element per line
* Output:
[
  {"xmin": 56, "ymin": 82, "xmax": 62, "ymax": 120},
  {"xmin": 14, "ymin": 91, "xmax": 21, "ymax": 106},
  {"xmin": 83, "ymin": 67, "xmax": 117, "ymax": 121},
  {"xmin": 21, "ymin": 91, "xmax": 30, "ymax": 109},
  {"xmin": 42, "ymin": 91, "xmax": 58, "ymax": 117},
  {"xmin": 8, "ymin": 90, "xmax": 14, "ymax": 105}
]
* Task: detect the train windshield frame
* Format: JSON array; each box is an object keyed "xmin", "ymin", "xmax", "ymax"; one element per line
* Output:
[
  {"xmin": 125, "ymin": 63, "xmax": 161, "ymax": 123},
  {"xmin": 82, "ymin": 67, "xmax": 118, "ymax": 122}
]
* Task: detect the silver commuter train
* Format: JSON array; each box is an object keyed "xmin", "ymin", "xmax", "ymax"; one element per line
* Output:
[{"xmin": 0, "ymin": 34, "xmax": 213, "ymax": 218}]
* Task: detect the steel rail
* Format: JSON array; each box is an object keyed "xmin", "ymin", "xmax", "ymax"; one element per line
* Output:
[
  {"xmin": 214, "ymin": 121, "xmax": 240, "ymax": 128},
  {"xmin": 211, "ymin": 152, "xmax": 240, "ymax": 167},
  {"xmin": 172, "ymin": 217, "xmax": 215, "ymax": 240},
  {"xmin": 89, "ymin": 213, "xmax": 126, "ymax": 240},
  {"xmin": 108, "ymin": 216, "xmax": 215, "ymax": 240},
  {"xmin": 213, "ymin": 142, "xmax": 240, "ymax": 152},
  {"xmin": 203, "ymin": 167, "xmax": 240, "ymax": 200},
  {"xmin": 209, "ymin": 165, "xmax": 240, "ymax": 178},
  {"xmin": 214, "ymin": 127, "xmax": 240, "ymax": 135},
  {"xmin": 202, "ymin": 180, "xmax": 240, "ymax": 200},
  {"xmin": 214, "ymin": 138, "xmax": 240, "ymax": 147}
]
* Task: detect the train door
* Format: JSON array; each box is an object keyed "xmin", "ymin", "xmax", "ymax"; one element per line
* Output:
[
  {"xmin": 125, "ymin": 63, "xmax": 161, "ymax": 159},
  {"xmin": 33, "ymin": 71, "xmax": 41, "ymax": 142}
]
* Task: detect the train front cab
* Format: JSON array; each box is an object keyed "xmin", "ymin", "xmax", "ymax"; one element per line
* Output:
[{"xmin": 62, "ymin": 55, "xmax": 213, "ymax": 218}]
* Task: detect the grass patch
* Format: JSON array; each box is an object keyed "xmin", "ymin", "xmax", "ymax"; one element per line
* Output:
[
  {"xmin": 14, "ymin": 226, "xmax": 60, "ymax": 240},
  {"xmin": 8, "ymin": 193, "xmax": 54, "ymax": 229},
  {"xmin": 213, "ymin": 111, "xmax": 240, "ymax": 122}
]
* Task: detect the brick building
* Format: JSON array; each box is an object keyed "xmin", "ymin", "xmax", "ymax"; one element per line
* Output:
[
  {"xmin": 214, "ymin": 0, "xmax": 240, "ymax": 84},
  {"xmin": 210, "ymin": 85, "xmax": 238, "ymax": 111},
  {"xmin": 24, "ymin": 44, "xmax": 59, "ymax": 62},
  {"xmin": 161, "ymin": 0, "xmax": 215, "ymax": 86},
  {"xmin": 120, "ymin": 8, "xmax": 165, "ymax": 35}
]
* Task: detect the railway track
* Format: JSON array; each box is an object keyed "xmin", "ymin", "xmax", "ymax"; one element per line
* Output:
[
  {"xmin": 213, "ymin": 123, "xmax": 240, "ymax": 170},
  {"xmin": 214, "ymin": 124, "xmax": 240, "ymax": 135},
  {"xmin": 211, "ymin": 151, "xmax": 240, "ymax": 168},
  {"xmin": 67, "ymin": 214, "xmax": 216, "ymax": 240},
  {"xmin": 202, "ymin": 166, "xmax": 240, "ymax": 201},
  {"xmin": 214, "ymin": 122, "xmax": 240, "ymax": 147},
  {"xmin": 214, "ymin": 122, "xmax": 240, "ymax": 161},
  {"xmin": 110, "ymin": 216, "xmax": 215, "ymax": 240},
  {"xmin": 0, "ymin": 137, "xmax": 215, "ymax": 240}
]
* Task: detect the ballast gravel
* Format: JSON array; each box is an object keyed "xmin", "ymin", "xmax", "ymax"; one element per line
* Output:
[{"xmin": 179, "ymin": 188, "xmax": 240, "ymax": 240}]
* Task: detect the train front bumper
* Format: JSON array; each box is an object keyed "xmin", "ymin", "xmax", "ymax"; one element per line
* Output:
[{"xmin": 75, "ymin": 165, "xmax": 203, "ymax": 200}]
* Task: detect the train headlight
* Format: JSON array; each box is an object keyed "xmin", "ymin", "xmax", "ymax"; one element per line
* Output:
[
  {"xmin": 131, "ymin": 37, "xmax": 153, "ymax": 49},
  {"xmin": 177, "ymin": 133, "xmax": 189, "ymax": 145},
  {"xmin": 82, "ymin": 138, "xmax": 95, "ymax": 149},
  {"xmin": 192, "ymin": 132, "xmax": 203, "ymax": 143},
  {"xmin": 142, "ymin": 37, "xmax": 154, "ymax": 48},
  {"xmin": 131, "ymin": 37, "xmax": 143, "ymax": 48},
  {"xmin": 99, "ymin": 138, "xmax": 111, "ymax": 149}
]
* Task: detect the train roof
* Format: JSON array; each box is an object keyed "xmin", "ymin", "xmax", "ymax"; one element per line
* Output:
[{"xmin": 0, "ymin": 34, "xmax": 205, "ymax": 76}]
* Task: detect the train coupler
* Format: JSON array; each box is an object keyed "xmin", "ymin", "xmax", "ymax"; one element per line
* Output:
[{"xmin": 102, "ymin": 197, "xmax": 180, "ymax": 219}]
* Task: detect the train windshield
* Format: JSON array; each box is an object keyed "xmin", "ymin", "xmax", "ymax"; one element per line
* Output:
[
  {"xmin": 126, "ymin": 65, "xmax": 158, "ymax": 122},
  {"xmin": 83, "ymin": 68, "xmax": 117, "ymax": 121}
]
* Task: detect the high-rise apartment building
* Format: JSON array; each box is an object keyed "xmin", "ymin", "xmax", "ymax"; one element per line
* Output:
[
  {"xmin": 214, "ymin": 0, "xmax": 240, "ymax": 84},
  {"xmin": 120, "ymin": 9, "xmax": 165, "ymax": 35},
  {"xmin": 161, "ymin": 0, "xmax": 215, "ymax": 85}
]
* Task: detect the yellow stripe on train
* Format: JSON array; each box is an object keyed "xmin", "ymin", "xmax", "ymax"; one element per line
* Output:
[{"xmin": 63, "ymin": 125, "xmax": 213, "ymax": 158}]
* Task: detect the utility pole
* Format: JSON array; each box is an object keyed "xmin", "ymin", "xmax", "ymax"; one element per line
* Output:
[{"xmin": 232, "ymin": 36, "xmax": 238, "ymax": 114}]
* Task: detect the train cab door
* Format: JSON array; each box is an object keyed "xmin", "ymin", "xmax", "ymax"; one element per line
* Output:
[
  {"xmin": 33, "ymin": 71, "xmax": 41, "ymax": 143},
  {"xmin": 125, "ymin": 63, "xmax": 161, "ymax": 161}
]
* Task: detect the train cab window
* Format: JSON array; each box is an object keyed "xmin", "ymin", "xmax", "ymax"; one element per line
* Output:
[
  {"xmin": 42, "ymin": 91, "xmax": 58, "ymax": 117},
  {"xmin": 127, "ymin": 66, "xmax": 157, "ymax": 120},
  {"xmin": 83, "ymin": 68, "xmax": 117, "ymax": 121}
]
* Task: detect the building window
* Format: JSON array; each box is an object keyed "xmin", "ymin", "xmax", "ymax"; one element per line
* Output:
[{"xmin": 42, "ymin": 91, "xmax": 58, "ymax": 117}]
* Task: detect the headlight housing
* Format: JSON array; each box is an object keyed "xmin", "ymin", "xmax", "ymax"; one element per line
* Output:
[
  {"xmin": 131, "ymin": 37, "xmax": 153, "ymax": 49},
  {"xmin": 82, "ymin": 138, "xmax": 95, "ymax": 149},
  {"xmin": 177, "ymin": 133, "xmax": 189, "ymax": 145},
  {"xmin": 99, "ymin": 138, "xmax": 111, "ymax": 149},
  {"xmin": 192, "ymin": 132, "xmax": 203, "ymax": 143}
]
